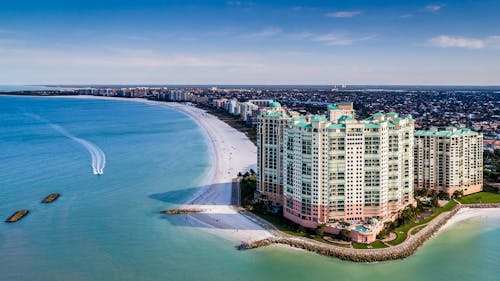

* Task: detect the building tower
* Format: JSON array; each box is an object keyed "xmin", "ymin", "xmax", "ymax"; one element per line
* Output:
[
  {"xmin": 256, "ymin": 102, "xmax": 297, "ymax": 206},
  {"xmin": 414, "ymin": 127, "xmax": 483, "ymax": 196}
]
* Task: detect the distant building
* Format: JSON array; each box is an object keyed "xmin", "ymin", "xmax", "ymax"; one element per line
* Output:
[
  {"xmin": 248, "ymin": 99, "xmax": 273, "ymax": 108},
  {"xmin": 228, "ymin": 99, "xmax": 239, "ymax": 115},
  {"xmin": 483, "ymin": 139, "xmax": 500, "ymax": 152},
  {"xmin": 168, "ymin": 90, "xmax": 193, "ymax": 102},
  {"xmin": 414, "ymin": 127, "xmax": 483, "ymax": 196},
  {"xmin": 326, "ymin": 102, "xmax": 355, "ymax": 122},
  {"xmin": 239, "ymin": 102, "xmax": 259, "ymax": 122},
  {"xmin": 212, "ymin": 98, "xmax": 228, "ymax": 109}
]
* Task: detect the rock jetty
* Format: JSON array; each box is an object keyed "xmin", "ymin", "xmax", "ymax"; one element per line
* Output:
[
  {"xmin": 162, "ymin": 209, "xmax": 204, "ymax": 215},
  {"xmin": 5, "ymin": 210, "xmax": 29, "ymax": 223},
  {"xmin": 238, "ymin": 203, "xmax": 500, "ymax": 262},
  {"xmin": 42, "ymin": 193, "xmax": 60, "ymax": 203}
]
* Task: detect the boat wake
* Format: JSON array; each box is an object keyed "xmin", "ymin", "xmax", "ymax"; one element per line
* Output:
[
  {"xmin": 26, "ymin": 113, "xmax": 106, "ymax": 175},
  {"xmin": 49, "ymin": 124, "xmax": 106, "ymax": 175}
]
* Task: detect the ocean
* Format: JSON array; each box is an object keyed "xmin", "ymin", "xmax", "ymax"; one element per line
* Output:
[
  {"xmin": 0, "ymin": 95, "xmax": 499, "ymax": 281},
  {"xmin": 0, "ymin": 85, "xmax": 68, "ymax": 92}
]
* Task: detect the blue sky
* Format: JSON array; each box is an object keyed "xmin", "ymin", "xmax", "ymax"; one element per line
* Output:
[{"xmin": 0, "ymin": 0, "xmax": 499, "ymax": 85}]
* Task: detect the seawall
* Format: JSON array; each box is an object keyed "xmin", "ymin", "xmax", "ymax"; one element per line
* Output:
[{"xmin": 239, "ymin": 203, "xmax": 500, "ymax": 262}]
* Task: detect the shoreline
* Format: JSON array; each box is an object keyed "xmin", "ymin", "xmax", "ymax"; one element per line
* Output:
[
  {"xmin": 4, "ymin": 94, "xmax": 500, "ymax": 259},
  {"xmin": 439, "ymin": 205, "xmax": 500, "ymax": 232},
  {"xmin": 28, "ymin": 95, "xmax": 273, "ymax": 242}
]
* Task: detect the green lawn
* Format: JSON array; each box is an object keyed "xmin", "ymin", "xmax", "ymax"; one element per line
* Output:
[
  {"xmin": 352, "ymin": 241, "xmax": 388, "ymax": 249},
  {"xmin": 459, "ymin": 191, "xmax": 500, "ymax": 204},
  {"xmin": 388, "ymin": 200, "xmax": 457, "ymax": 246},
  {"xmin": 251, "ymin": 200, "xmax": 459, "ymax": 249}
]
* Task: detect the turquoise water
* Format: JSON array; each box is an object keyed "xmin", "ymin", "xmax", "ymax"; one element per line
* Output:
[{"xmin": 1, "ymin": 96, "xmax": 499, "ymax": 281}]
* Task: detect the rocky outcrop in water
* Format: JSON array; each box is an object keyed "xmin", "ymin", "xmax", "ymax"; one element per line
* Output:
[
  {"xmin": 42, "ymin": 193, "xmax": 60, "ymax": 204},
  {"xmin": 5, "ymin": 210, "xmax": 29, "ymax": 223}
]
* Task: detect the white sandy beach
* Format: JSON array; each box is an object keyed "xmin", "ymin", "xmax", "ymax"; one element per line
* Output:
[
  {"xmin": 48, "ymin": 95, "xmax": 273, "ymax": 242},
  {"xmin": 440, "ymin": 207, "xmax": 500, "ymax": 232},
  {"xmin": 160, "ymin": 102, "xmax": 273, "ymax": 242}
]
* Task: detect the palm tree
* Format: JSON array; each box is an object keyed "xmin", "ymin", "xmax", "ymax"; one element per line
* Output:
[
  {"xmin": 452, "ymin": 190, "xmax": 464, "ymax": 199},
  {"xmin": 429, "ymin": 189, "xmax": 437, "ymax": 197}
]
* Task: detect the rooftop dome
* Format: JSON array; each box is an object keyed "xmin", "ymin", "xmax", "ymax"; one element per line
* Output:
[{"xmin": 269, "ymin": 101, "xmax": 281, "ymax": 108}]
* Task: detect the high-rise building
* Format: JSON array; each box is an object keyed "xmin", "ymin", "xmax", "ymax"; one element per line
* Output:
[
  {"xmin": 414, "ymin": 127, "xmax": 483, "ymax": 196},
  {"xmin": 257, "ymin": 104, "xmax": 415, "ymax": 243},
  {"xmin": 256, "ymin": 102, "xmax": 298, "ymax": 206},
  {"xmin": 282, "ymin": 111, "xmax": 414, "ymax": 228}
]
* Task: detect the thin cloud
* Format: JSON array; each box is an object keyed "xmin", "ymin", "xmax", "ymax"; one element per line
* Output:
[
  {"xmin": 296, "ymin": 32, "xmax": 376, "ymax": 46},
  {"xmin": 423, "ymin": 4, "xmax": 445, "ymax": 13},
  {"xmin": 400, "ymin": 14, "xmax": 413, "ymax": 18},
  {"xmin": 227, "ymin": 1, "xmax": 254, "ymax": 7},
  {"xmin": 325, "ymin": 11, "xmax": 362, "ymax": 18},
  {"xmin": 292, "ymin": 6, "xmax": 316, "ymax": 12},
  {"xmin": 244, "ymin": 27, "xmax": 282, "ymax": 39},
  {"xmin": 427, "ymin": 35, "xmax": 485, "ymax": 49}
]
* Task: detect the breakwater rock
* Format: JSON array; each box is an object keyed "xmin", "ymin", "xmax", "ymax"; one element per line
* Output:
[
  {"xmin": 162, "ymin": 209, "xmax": 204, "ymax": 215},
  {"xmin": 42, "ymin": 193, "xmax": 60, "ymax": 204},
  {"xmin": 239, "ymin": 203, "xmax": 498, "ymax": 262},
  {"xmin": 5, "ymin": 210, "xmax": 29, "ymax": 223}
]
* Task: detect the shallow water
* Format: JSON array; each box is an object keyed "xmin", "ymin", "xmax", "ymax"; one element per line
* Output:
[{"xmin": 0, "ymin": 96, "xmax": 499, "ymax": 281}]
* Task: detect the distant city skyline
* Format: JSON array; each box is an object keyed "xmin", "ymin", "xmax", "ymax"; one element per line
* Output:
[{"xmin": 1, "ymin": 0, "xmax": 499, "ymax": 85}]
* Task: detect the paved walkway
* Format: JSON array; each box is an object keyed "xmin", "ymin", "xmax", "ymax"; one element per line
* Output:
[{"xmin": 231, "ymin": 177, "xmax": 240, "ymax": 207}]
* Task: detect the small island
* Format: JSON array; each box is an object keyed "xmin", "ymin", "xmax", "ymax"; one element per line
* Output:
[
  {"xmin": 5, "ymin": 210, "xmax": 29, "ymax": 223},
  {"xmin": 42, "ymin": 193, "xmax": 60, "ymax": 204}
]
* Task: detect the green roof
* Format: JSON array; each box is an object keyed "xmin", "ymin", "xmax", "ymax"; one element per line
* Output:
[
  {"xmin": 372, "ymin": 112, "xmax": 384, "ymax": 117},
  {"xmin": 295, "ymin": 122, "xmax": 312, "ymax": 128},
  {"xmin": 327, "ymin": 104, "xmax": 340, "ymax": 110},
  {"xmin": 415, "ymin": 128, "xmax": 479, "ymax": 137},
  {"xmin": 263, "ymin": 112, "xmax": 283, "ymax": 118},
  {"xmin": 311, "ymin": 114, "xmax": 327, "ymax": 122},
  {"xmin": 338, "ymin": 115, "xmax": 356, "ymax": 123},
  {"xmin": 328, "ymin": 124, "xmax": 346, "ymax": 129},
  {"xmin": 365, "ymin": 123, "xmax": 381, "ymax": 129},
  {"xmin": 291, "ymin": 116, "xmax": 307, "ymax": 122},
  {"xmin": 269, "ymin": 101, "xmax": 281, "ymax": 108}
]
